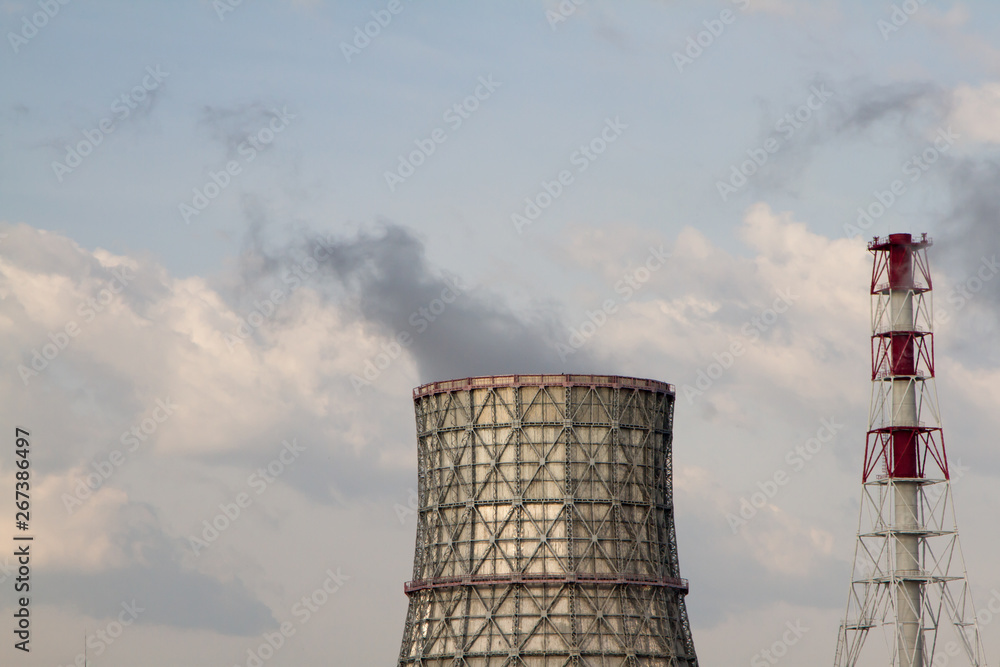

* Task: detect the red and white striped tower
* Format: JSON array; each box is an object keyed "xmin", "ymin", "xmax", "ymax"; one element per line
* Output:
[{"xmin": 834, "ymin": 234, "xmax": 988, "ymax": 667}]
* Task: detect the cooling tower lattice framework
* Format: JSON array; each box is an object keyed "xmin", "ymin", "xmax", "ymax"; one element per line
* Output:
[{"xmin": 396, "ymin": 374, "xmax": 699, "ymax": 667}]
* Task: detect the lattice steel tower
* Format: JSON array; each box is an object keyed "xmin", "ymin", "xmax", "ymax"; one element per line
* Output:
[
  {"xmin": 396, "ymin": 374, "xmax": 699, "ymax": 666},
  {"xmin": 834, "ymin": 234, "xmax": 988, "ymax": 667}
]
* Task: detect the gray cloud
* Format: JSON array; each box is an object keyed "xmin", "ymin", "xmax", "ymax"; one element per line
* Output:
[
  {"xmin": 21, "ymin": 503, "xmax": 276, "ymax": 636},
  {"xmin": 37, "ymin": 563, "xmax": 276, "ymax": 636},
  {"xmin": 682, "ymin": 532, "xmax": 843, "ymax": 627},
  {"xmin": 200, "ymin": 102, "xmax": 287, "ymax": 160},
  {"xmin": 742, "ymin": 79, "xmax": 951, "ymax": 196},
  {"xmin": 234, "ymin": 217, "xmax": 594, "ymax": 383},
  {"xmin": 800, "ymin": 80, "xmax": 999, "ymax": 301},
  {"xmin": 828, "ymin": 80, "xmax": 949, "ymax": 136},
  {"xmin": 739, "ymin": 77, "xmax": 998, "ymax": 303},
  {"xmin": 939, "ymin": 158, "xmax": 1000, "ymax": 281}
]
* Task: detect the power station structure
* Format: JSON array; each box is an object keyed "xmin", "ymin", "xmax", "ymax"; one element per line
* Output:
[
  {"xmin": 396, "ymin": 374, "xmax": 699, "ymax": 666},
  {"xmin": 834, "ymin": 234, "xmax": 988, "ymax": 667}
]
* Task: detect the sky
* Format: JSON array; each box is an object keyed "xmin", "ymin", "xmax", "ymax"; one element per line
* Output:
[{"xmin": 2, "ymin": 0, "xmax": 1000, "ymax": 665}]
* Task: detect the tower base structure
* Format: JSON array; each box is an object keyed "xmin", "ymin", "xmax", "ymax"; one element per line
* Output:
[{"xmin": 396, "ymin": 374, "xmax": 698, "ymax": 666}]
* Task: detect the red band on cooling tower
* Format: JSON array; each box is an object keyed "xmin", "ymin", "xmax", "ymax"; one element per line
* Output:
[{"xmin": 404, "ymin": 572, "xmax": 689, "ymax": 596}]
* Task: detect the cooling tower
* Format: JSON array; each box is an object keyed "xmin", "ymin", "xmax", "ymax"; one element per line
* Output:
[{"xmin": 396, "ymin": 374, "xmax": 699, "ymax": 666}]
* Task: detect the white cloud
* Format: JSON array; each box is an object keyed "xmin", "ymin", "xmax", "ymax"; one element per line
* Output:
[
  {"xmin": 562, "ymin": 203, "xmax": 871, "ymax": 417},
  {"xmin": 950, "ymin": 82, "xmax": 1000, "ymax": 144},
  {"xmin": 2, "ymin": 210, "xmax": 998, "ymax": 665},
  {"xmin": 0, "ymin": 221, "xmax": 411, "ymax": 640},
  {"xmin": 3, "ymin": 465, "xmax": 135, "ymax": 572},
  {"xmin": 919, "ymin": 5, "xmax": 1000, "ymax": 75}
]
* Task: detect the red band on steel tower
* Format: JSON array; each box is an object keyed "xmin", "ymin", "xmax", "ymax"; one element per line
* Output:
[
  {"xmin": 835, "ymin": 233, "xmax": 988, "ymax": 667},
  {"xmin": 863, "ymin": 233, "xmax": 948, "ymax": 484}
]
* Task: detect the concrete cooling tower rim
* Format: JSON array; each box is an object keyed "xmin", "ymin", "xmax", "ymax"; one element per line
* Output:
[{"xmin": 413, "ymin": 373, "xmax": 675, "ymax": 399}]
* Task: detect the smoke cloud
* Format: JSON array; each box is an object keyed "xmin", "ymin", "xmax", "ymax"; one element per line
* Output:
[
  {"xmin": 749, "ymin": 77, "xmax": 996, "ymax": 284},
  {"xmin": 828, "ymin": 80, "xmax": 949, "ymax": 136},
  {"xmin": 234, "ymin": 216, "xmax": 593, "ymax": 383},
  {"xmin": 200, "ymin": 102, "xmax": 287, "ymax": 159}
]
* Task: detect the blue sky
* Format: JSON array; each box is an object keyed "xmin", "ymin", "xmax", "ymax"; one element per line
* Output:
[
  {"xmin": 7, "ymin": 0, "xmax": 998, "ymax": 280},
  {"xmin": 3, "ymin": 1, "xmax": 1000, "ymax": 665}
]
